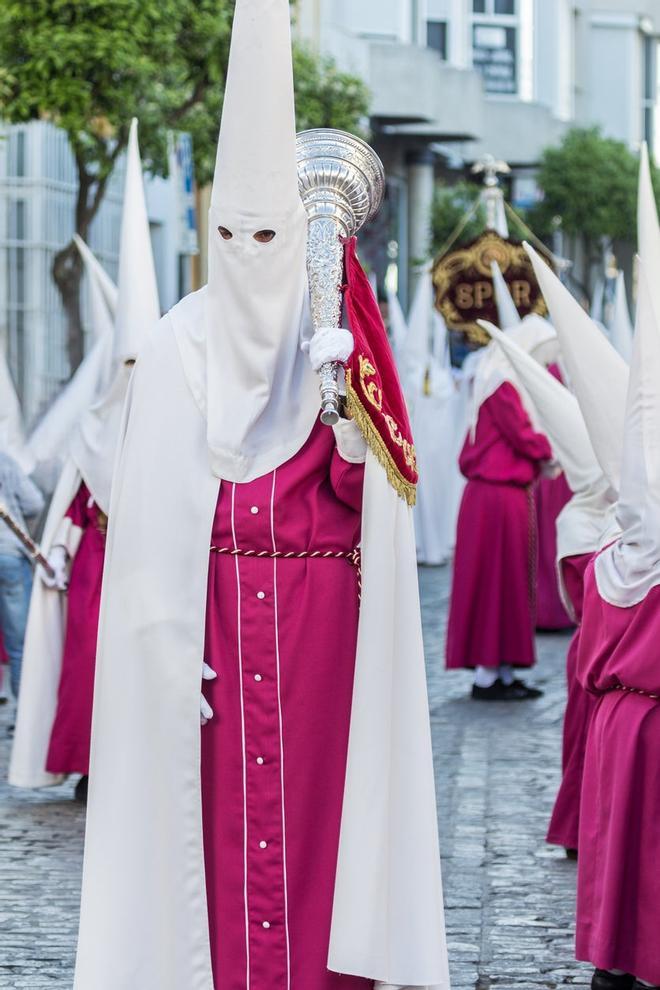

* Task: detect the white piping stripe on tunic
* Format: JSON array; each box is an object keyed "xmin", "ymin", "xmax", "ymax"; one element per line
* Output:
[
  {"xmin": 231, "ymin": 484, "xmax": 251, "ymax": 989},
  {"xmin": 270, "ymin": 469, "xmax": 291, "ymax": 989}
]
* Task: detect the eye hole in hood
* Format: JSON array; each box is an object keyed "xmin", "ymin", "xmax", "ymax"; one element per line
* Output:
[
  {"xmin": 253, "ymin": 229, "xmax": 276, "ymax": 243},
  {"xmin": 218, "ymin": 226, "xmax": 233, "ymax": 240}
]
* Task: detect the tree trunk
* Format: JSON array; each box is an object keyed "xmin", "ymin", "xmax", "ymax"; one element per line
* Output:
[
  {"xmin": 51, "ymin": 156, "xmax": 114, "ymax": 374},
  {"xmin": 52, "ymin": 240, "xmax": 85, "ymax": 371}
]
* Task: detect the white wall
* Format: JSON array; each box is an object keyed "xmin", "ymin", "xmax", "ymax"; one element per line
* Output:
[{"xmin": 586, "ymin": 17, "xmax": 643, "ymax": 146}]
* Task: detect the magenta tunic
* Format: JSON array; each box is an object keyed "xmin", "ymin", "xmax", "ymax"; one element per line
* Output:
[
  {"xmin": 446, "ymin": 381, "xmax": 552, "ymax": 670},
  {"xmin": 200, "ymin": 420, "xmax": 371, "ymax": 990},
  {"xmin": 535, "ymin": 365, "xmax": 574, "ymax": 631},
  {"xmin": 575, "ymin": 565, "xmax": 660, "ymax": 984},
  {"xmin": 45, "ymin": 483, "xmax": 106, "ymax": 775},
  {"xmin": 546, "ymin": 552, "xmax": 596, "ymax": 850}
]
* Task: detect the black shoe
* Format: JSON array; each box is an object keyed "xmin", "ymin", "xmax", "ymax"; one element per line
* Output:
[
  {"xmin": 506, "ymin": 678, "xmax": 544, "ymax": 699},
  {"xmin": 472, "ymin": 678, "xmax": 512, "ymax": 701},
  {"xmin": 632, "ymin": 983, "xmax": 660, "ymax": 989},
  {"xmin": 565, "ymin": 847, "xmax": 578, "ymax": 861},
  {"xmin": 591, "ymin": 971, "xmax": 634, "ymax": 990},
  {"xmin": 74, "ymin": 775, "xmax": 89, "ymax": 803}
]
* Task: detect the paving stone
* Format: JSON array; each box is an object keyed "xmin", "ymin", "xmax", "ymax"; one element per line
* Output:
[{"xmin": 0, "ymin": 563, "xmax": 592, "ymax": 988}]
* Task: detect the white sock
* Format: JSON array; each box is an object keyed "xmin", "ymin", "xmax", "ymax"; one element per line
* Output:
[
  {"xmin": 499, "ymin": 664, "xmax": 515, "ymax": 686},
  {"xmin": 474, "ymin": 666, "xmax": 499, "ymax": 689}
]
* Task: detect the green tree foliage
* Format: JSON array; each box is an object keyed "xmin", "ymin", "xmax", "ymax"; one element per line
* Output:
[
  {"xmin": 431, "ymin": 180, "xmax": 483, "ymax": 257},
  {"xmin": 529, "ymin": 126, "xmax": 660, "ymax": 251},
  {"xmin": 0, "ymin": 0, "xmax": 370, "ymax": 368}
]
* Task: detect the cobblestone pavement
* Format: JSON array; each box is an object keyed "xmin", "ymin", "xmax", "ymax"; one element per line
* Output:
[{"xmin": 0, "ymin": 564, "xmax": 591, "ymax": 989}]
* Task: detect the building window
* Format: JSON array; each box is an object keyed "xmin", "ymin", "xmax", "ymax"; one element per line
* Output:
[
  {"xmin": 474, "ymin": 0, "xmax": 515, "ymax": 13},
  {"xmin": 472, "ymin": 24, "xmax": 517, "ymax": 94},
  {"xmin": 471, "ymin": 0, "xmax": 519, "ymax": 96},
  {"xmin": 427, "ymin": 20, "xmax": 448, "ymax": 59}
]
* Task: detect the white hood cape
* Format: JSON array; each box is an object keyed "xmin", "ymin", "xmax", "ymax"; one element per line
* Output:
[
  {"xmin": 72, "ymin": 293, "xmax": 449, "ymax": 990},
  {"xmin": 10, "ymin": 118, "xmax": 160, "ymax": 790},
  {"xmin": 483, "ymin": 320, "xmax": 618, "ymax": 618},
  {"xmin": 595, "ymin": 261, "xmax": 660, "ymax": 607},
  {"xmin": 406, "ymin": 272, "xmax": 463, "ymax": 565}
]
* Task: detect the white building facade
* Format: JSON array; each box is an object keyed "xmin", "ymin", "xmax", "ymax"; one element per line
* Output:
[
  {"xmin": 294, "ymin": 0, "xmax": 660, "ymax": 302},
  {"xmin": 0, "ymin": 120, "xmax": 195, "ymax": 424}
]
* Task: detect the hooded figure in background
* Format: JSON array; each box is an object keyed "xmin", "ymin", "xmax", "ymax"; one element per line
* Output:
[
  {"xmin": 9, "ymin": 118, "xmax": 160, "ymax": 797},
  {"xmin": 571, "ymin": 262, "xmax": 660, "ymax": 990},
  {"xmin": 446, "ymin": 316, "xmax": 555, "ymax": 700},
  {"xmin": 72, "ymin": 3, "xmax": 448, "ymax": 989},
  {"xmin": 491, "ymin": 260, "xmax": 574, "ymax": 629},
  {"xmin": 403, "ymin": 270, "xmax": 463, "ymax": 566},
  {"xmin": 484, "ymin": 319, "xmax": 623, "ymax": 855}
]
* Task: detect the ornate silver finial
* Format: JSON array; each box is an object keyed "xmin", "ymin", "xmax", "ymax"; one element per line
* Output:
[
  {"xmin": 472, "ymin": 153, "xmax": 511, "ymax": 188},
  {"xmin": 296, "ymin": 129, "xmax": 385, "ymax": 425}
]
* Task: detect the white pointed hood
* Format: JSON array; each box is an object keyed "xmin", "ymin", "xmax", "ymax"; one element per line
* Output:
[
  {"xmin": 25, "ymin": 263, "xmax": 115, "ymax": 489},
  {"xmin": 68, "ymin": 119, "xmax": 160, "ymax": 513},
  {"xmin": 525, "ymin": 242, "xmax": 629, "ymax": 494},
  {"xmin": 73, "ymin": 235, "xmax": 119, "ymax": 319},
  {"xmin": 205, "ymin": 0, "xmax": 318, "ymax": 483},
  {"xmin": 484, "ymin": 321, "xmax": 617, "ymax": 567},
  {"xmin": 490, "ymin": 261, "xmax": 521, "ymax": 330},
  {"xmin": 638, "ymin": 144, "xmax": 660, "ymax": 302},
  {"xmin": 608, "ymin": 272, "xmax": 633, "ymax": 363},
  {"xmin": 484, "ymin": 323, "xmax": 602, "ymax": 496},
  {"xmin": 471, "ymin": 314, "xmax": 557, "ymax": 435},
  {"xmin": 114, "ymin": 118, "xmax": 160, "ymax": 362},
  {"xmin": 386, "ymin": 286, "xmax": 408, "ymax": 364},
  {"xmin": 402, "ymin": 268, "xmax": 434, "ymax": 397},
  {"xmin": 595, "ymin": 262, "xmax": 660, "ymax": 606}
]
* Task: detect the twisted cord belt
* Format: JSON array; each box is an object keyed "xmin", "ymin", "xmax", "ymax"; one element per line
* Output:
[
  {"xmin": 608, "ymin": 683, "xmax": 660, "ymax": 702},
  {"xmin": 210, "ymin": 545, "xmax": 362, "ymax": 598}
]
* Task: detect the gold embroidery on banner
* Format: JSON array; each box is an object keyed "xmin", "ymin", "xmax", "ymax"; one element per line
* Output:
[
  {"xmin": 358, "ymin": 354, "xmax": 383, "ymax": 412},
  {"xmin": 345, "ymin": 367, "xmax": 417, "ymax": 506},
  {"xmin": 384, "ymin": 415, "xmax": 417, "ymax": 473}
]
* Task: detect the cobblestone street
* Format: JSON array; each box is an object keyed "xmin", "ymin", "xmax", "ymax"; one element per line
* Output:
[{"xmin": 0, "ymin": 564, "xmax": 591, "ymax": 989}]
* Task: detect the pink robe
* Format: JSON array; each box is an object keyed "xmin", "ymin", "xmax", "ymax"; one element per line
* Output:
[
  {"xmin": 446, "ymin": 381, "xmax": 552, "ymax": 670},
  {"xmin": 546, "ymin": 552, "xmax": 596, "ymax": 850},
  {"xmin": 200, "ymin": 420, "xmax": 371, "ymax": 990},
  {"xmin": 575, "ymin": 565, "xmax": 660, "ymax": 984},
  {"xmin": 45, "ymin": 483, "xmax": 106, "ymax": 775},
  {"xmin": 534, "ymin": 364, "xmax": 574, "ymax": 631}
]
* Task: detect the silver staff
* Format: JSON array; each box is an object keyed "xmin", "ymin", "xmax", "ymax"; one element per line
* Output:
[
  {"xmin": 0, "ymin": 501, "xmax": 55, "ymax": 578},
  {"xmin": 297, "ymin": 129, "xmax": 385, "ymax": 426}
]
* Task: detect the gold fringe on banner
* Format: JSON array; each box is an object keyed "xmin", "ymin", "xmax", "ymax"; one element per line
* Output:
[{"xmin": 346, "ymin": 376, "xmax": 417, "ymax": 507}]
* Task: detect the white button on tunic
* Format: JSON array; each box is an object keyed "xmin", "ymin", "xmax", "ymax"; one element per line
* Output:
[
  {"xmin": 256, "ymin": 757, "xmax": 264, "ymax": 765},
  {"xmin": 254, "ymin": 674, "xmax": 263, "ymax": 682},
  {"xmin": 257, "ymin": 591, "xmax": 266, "ymax": 600},
  {"xmin": 251, "ymin": 506, "xmax": 259, "ymax": 515}
]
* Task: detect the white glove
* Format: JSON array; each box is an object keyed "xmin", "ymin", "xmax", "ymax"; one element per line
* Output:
[
  {"xmin": 302, "ymin": 327, "xmax": 354, "ymax": 372},
  {"xmin": 41, "ymin": 545, "xmax": 69, "ymax": 591},
  {"xmin": 200, "ymin": 662, "xmax": 217, "ymax": 726}
]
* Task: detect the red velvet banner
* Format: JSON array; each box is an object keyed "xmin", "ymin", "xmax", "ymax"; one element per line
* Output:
[{"xmin": 342, "ymin": 238, "xmax": 418, "ymax": 505}]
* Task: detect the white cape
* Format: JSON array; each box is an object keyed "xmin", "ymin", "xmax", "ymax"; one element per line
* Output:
[
  {"xmin": 9, "ymin": 458, "xmax": 82, "ymax": 788},
  {"xmin": 73, "ymin": 292, "xmax": 449, "ymax": 990}
]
